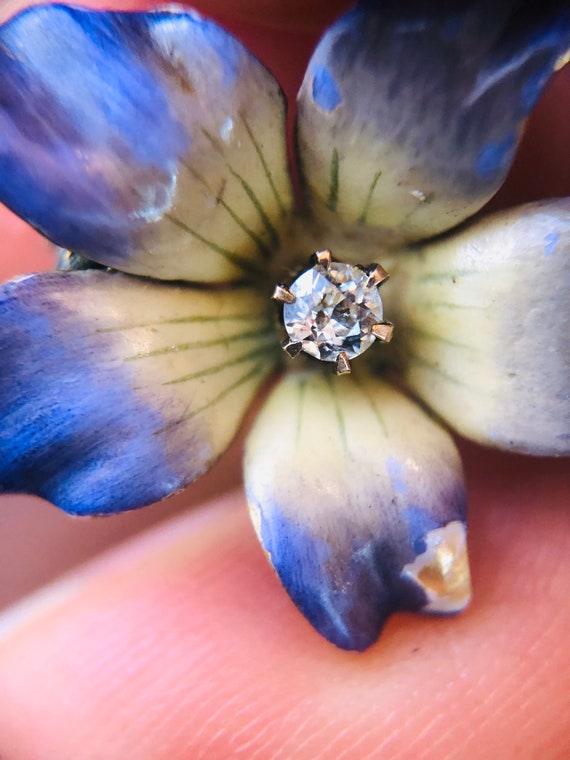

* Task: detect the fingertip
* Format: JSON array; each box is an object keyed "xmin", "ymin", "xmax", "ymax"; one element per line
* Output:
[{"xmin": 0, "ymin": 466, "xmax": 569, "ymax": 758}]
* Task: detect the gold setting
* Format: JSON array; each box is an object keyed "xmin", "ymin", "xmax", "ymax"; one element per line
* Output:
[
  {"xmin": 335, "ymin": 351, "xmax": 352, "ymax": 375},
  {"xmin": 372, "ymin": 322, "xmax": 394, "ymax": 343},
  {"xmin": 272, "ymin": 284, "xmax": 296, "ymax": 304},
  {"xmin": 281, "ymin": 338, "xmax": 303, "ymax": 358},
  {"xmin": 311, "ymin": 248, "xmax": 333, "ymax": 268},
  {"xmin": 274, "ymin": 250, "xmax": 393, "ymax": 373},
  {"xmin": 365, "ymin": 263, "xmax": 390, "ymax": 287}
]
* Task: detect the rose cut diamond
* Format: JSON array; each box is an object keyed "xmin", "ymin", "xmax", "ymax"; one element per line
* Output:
[{"xmin": 283, "ymin": 262, "xmax": 384, "ymax": 362}]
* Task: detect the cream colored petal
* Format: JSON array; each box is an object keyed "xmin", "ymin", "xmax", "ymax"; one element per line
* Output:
[
  {"xmin": 245, "ymin": 370, "xmax": 470, "ymax": 651},
  {"xmin": 0, "ymin": 271, "xmax": 276, "ymax": 514},
  {"xmin": 389, "ymin": 199, "xmax": 570, "ymax": 455}
]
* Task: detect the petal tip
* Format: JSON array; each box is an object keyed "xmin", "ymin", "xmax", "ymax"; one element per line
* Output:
[
  {"xmin": 246, "ymin": 373, "xmax": 471, "ymax": 651},
  {"xmin": 246, "ymin": 491, "xmax": 391, "ymax": 652}
]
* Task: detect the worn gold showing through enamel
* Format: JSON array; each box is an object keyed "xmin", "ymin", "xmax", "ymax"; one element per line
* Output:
[
  {"xmin": 273, "ymin": 250, "xmax": 393, "ymax": 373},
  {"xmin": 401, "ymin": 522, "xmax": 472, "ymax": 613}
]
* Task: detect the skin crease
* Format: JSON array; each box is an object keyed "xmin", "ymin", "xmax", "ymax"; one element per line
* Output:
[{"xmin": 0, "ymin": 1, "xmax": 569, "ymax": 758}]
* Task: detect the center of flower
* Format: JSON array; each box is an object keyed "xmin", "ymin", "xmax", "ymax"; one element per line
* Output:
[
  {"xmin": 273, "ymin": 250, "xmax": 393, "ymax": 375},
  {"xmin": 284, "ymin": 262, "xmax": 383, "ymax": 361}
]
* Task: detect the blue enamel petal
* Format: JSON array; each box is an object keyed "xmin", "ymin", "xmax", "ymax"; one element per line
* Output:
[
  {"xmin": 245, "ymin": 372, "xmax": 471, "ymax": 651},
  {"xmin": 0, "ymin": 271, "xmax": 273, "ymax": 514},
  {"xmin": 0, "ymin": 5, "xmax": 290, "ymax": 282},
  {"xmin": 297, "ymin": 0, "xmax": 570, "ymax": 244}
]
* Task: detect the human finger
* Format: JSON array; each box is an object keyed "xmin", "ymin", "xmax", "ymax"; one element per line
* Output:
[{"xmin": 0, "ymin": 445, "xmax": 568, "ymax": 759}]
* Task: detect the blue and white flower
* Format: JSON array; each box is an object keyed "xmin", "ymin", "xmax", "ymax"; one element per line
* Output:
[{"xmin": 0, "ymin": 1, "xmax": 568, "ymax": 650}]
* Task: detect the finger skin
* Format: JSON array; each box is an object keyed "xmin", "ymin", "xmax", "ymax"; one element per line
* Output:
[{"xmin": 0, "ymin": 447, "xmax": 569, "ymax": 760}]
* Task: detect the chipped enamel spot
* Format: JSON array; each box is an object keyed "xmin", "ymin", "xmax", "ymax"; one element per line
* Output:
[
  {"xmin": 544, "ymin": 231, "xmax": 559, "ymax": 256},
  {"xmin": 409, "ymin": 189, "xmax": 427, "ymax": 202},
  {"xmin": 402, "ymin": 521, "xmax": 471, "ymax": 613},
  {"xmin": 219, "ymin": 117, "xmax": 234, "ymax": 144},
  {"xmin": 131, "ymin": 169, "xmax": 178, "ymax": 222},
  {"xmin": 386, "ymin": 456, "xmax": 408, "ymax": 495},
  {"xmin": 476, "ymin": 134, "xmax": 516, "ymax": 181},
  {"xmin": 311, "ymin": 64, "xmax": 342, "ymax": 111},
  {"xmin": 521, "ymin": 67, "xmax": 550, "ymax": 111}
]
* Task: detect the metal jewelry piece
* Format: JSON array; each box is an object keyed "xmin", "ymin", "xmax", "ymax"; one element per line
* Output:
[{"xmin": 272, "ymin": 250, "xmax": 393, "ymax": 374}]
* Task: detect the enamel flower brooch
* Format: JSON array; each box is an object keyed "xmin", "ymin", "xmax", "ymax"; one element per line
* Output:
[{"xmin": 0, "ymin": 2, "xmax": 568, "ymax": 651}]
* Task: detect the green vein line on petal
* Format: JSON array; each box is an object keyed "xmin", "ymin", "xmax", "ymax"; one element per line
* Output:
[
  {"xmin": 201, "ymin": 127, "xmax": 281, "ymax": 248},
  {"xmin": 352, "ymin": 373, "xmax": 388, "ymax": 437},
  {"xmin": 182, "ymin": 161, "xmax": 273, "ymax": 262},
  {"xmin": 326, "ymin": 148, "xmax": 340, "ymax": 212},
  {"xmin": 0, "ymin": 269, "xmax": 272, "ymax": 514},
  {"xmin": 358, "ymin": 169, "xmax": 383, "ymax": 225},
  {"xmin": 414, "ymin": 301, "xmax": 485, "ymax": 312},
  {"xmin": 227, "ymin": 166, "xmax": 281, "ymax": 249},
  {"xmin": 240, "ymin": 113, "xmax": 286, "ymax": 216},
  {"xmin": 407, "ymin": 325, "xmax": 474, "ymax": 351},
  {"xmin": 97, "ymin": 311, "xmax": 265, "ymax": 333},
  {"xmin": 216, "ymin": 195, "xmax": 273, "ymax": 260},
  {"xmin": 164, "ymin": 213, "xmax": 264, "ymax": 277},
  {"xmin": 415, "ymin": 269, "xmax": 481, "ymax": 284},
  {"xmin": 158, "ymin": 360, "xmax": 269, "ymax": 434},
  {"xmin": 124, "ymin": 327, "xmax": 274, "ymax": 361},
  {"xmin": 394, "ymin": 200, "xmax": 570, "ymax": 455},
  {"xmin": 324, "ymin": 374, "xmax": 348, "ymax": 454},
  {"xmin": 406, "ymin": 350, "xmax": 467, "ymax": 388},
  {"xmin": 163, "ymin": 340, "xmax": 276, "ymax": 386}
]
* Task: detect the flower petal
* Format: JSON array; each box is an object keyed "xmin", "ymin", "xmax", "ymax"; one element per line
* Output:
[
  {"xmin": 244, "ymin": 371, "xmax": 470, "ymax": 651},
  {"xmin": 0, "ymin": 5, "xmax": 291, "ymax": 282},
  {"xmin": 388, "ymin": 199, "xmax": 570, "ymax": 455},
  {"xmin": 297, "ymin": 1, "xmax": 570, "ymax": 244},
  {"xmin": 0, "ymin": 271, "xmax": 276, "ymax": 514}
]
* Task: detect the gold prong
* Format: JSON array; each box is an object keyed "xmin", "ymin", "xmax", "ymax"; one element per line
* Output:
[
  {"xmin": 366, "ymin": 264, "xmax": 390, "ymax": 287},
  {"xmin": 372, "ymin": 321, "xmax": 394, "ymax": 343},
  {"xmin": 272, "ymin": 284, "xmax": 296, "ymax": 304},
  {"xmin": 335, "ymin": 351, "xmax": 352, "ymax": 375},
  {"xmin": 312, "ymin": 249, "xmax": 332, "ymax": 268},
  {"xmin": 282, "ymin": 339, "xmax": 303, "ymax": 358}
]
